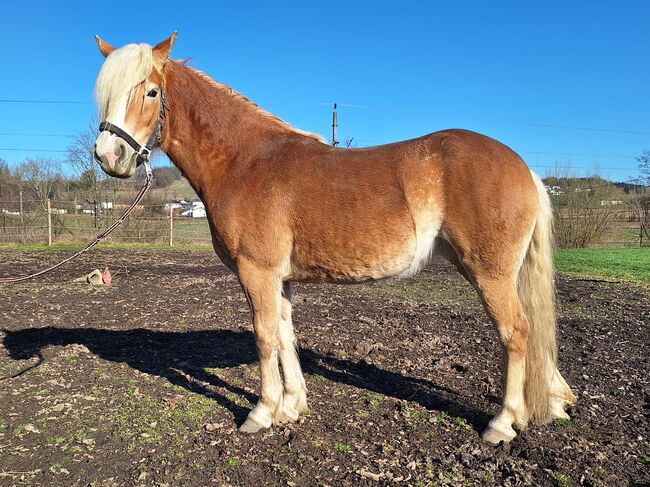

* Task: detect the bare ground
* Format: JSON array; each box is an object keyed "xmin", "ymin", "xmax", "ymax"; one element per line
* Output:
[{"xmin": 0, "ymin": 249, "xmax": 648, "ymax": 486}]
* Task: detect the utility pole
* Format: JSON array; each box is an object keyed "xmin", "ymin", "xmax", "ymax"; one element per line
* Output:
[
  {"xmin": 332, "ymin": 103, "xmax": 339, "ymax": 147},
  {"xmin": 19, "ymin": 189, "xmax": 23, "ymax": 225}
]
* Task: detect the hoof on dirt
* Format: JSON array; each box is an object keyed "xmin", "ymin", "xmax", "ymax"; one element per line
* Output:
[
  {"xmin": 239, "ymin": 417, "xmax": 269, "ymax": 434},
  {"xmin": 278, "ymin": 407, "xmax": 300, "ymax": 424},
  {"xmin": 481, "ymin": 425, "xmax": 516, "ymax": 445}
]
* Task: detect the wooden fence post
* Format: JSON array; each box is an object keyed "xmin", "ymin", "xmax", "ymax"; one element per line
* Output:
[
  {"xmin": 169, "ymin": 205, "xmax": 174, "ymax": 247},
  {"xmin": 47, "ymin": 199, "xmax": 52, "ymax": 246}
]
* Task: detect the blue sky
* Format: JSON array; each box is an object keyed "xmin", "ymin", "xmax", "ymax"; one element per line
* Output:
[{"xmin": 1, "ymin": 1, "xmax": 648, "ymax": 182}]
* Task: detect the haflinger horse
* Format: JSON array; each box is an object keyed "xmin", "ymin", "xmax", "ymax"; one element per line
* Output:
[{"xmin": 93, "ymin": 33, "xmax": 576, "ymax": 444}]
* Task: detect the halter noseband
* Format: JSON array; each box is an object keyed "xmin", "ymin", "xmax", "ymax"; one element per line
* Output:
[{"xmin": 98, "ymin": 90, "xmax": 169, "ymax": 166}]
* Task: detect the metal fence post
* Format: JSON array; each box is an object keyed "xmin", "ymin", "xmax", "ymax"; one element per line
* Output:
[
  {"xmin": 47, "ymin": 199, "xmax": 52, "ymax": 246},
  {"xmin": 169, "ymin": 205, "xmax": 174, "ymax": 247}
]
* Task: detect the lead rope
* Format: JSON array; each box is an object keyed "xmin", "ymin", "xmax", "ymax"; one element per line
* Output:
[{"xmin": 0, "ymin": 162, "xmax": 154, "ymax": 284}]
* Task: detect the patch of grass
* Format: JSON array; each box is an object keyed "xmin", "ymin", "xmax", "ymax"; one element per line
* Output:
[
  {"xmin": 173, "ymin": 394, "xmax": 217, "ymax": 424},
  {"xmin": 0, "ymin": 419, "xmax": 5, "ymax": 433},
  {"xmin": 227, "ymin": 457, "xmax": 241, "ymax": 467},
  {"xmin": 555, "ymin": 473, "xmax": 571, "ymax": 486},
  {"xmin": 432, "ymin": 411, "xmax": 450, "ymax": 424},
  {"xmin": 107, "ymin": 391, "xmax": 217, "ymax": 449},
  {"xmin": 49, "ymin": 435, "xmax": 66, "ymax": 445},
  {"xmin": 555, "ymin": 417, "xmax": 570, "ymax": 426},
  {"xmin": 479, "ymin": 472, "xmax": 494, "ymax": 484},
  {"xmin": 334, "ymin": 442, "xmax": 350, "ymax": 453},
  {"xmin": 555, "ymin": 248, "xmax": 650, "ymax": 284},
  {"xmin": 400, "ymin": 405, "xmax": 429, "ymax": 430},
  {"xmin": 368, "ymin": 392, "xmax": 384, "ymax": 409},
  {"xmin": 312, "ymin": 374, "xmax": 326, "ymax": 382}
]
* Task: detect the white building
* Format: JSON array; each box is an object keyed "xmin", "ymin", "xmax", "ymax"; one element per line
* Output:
[{"xmin": 181, "ymin": 208, "xmax": 207, "ymax": 218}]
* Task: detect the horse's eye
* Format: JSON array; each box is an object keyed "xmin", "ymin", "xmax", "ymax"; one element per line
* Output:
[{"xmin": 146, "ymin": 89, "xmax": 159, "ymax": 98}]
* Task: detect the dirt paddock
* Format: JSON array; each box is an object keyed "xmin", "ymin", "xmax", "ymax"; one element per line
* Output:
[{"xmin": 0, "ymin": 249, "xmax": 648, "ymax": 486}]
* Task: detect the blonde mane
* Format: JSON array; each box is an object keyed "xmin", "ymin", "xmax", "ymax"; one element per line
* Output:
[
  {"xmin": 95, "ymin": 43, "xmax": 325, "ymax": 142},
  {"xmin": 95, "ymin": 43, "xmax": 153, "ymax": 119}
]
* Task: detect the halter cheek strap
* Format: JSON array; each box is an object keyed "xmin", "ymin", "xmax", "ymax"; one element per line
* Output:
[{"xmin": 98, "ymin": 91, "xmax": 169, "ymax": 165}]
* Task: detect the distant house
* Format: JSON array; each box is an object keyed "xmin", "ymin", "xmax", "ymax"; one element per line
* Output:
[
  {"xmin": 545, "ymin": 185, "xmax": 564, "ymax": 195},
  {"xmin": 181, "ymin": 208, "xmax": 207, "ymax": 218},
  {"xmin": 164, "ymin": 199, "xmax": 188, "ymax": 211}
]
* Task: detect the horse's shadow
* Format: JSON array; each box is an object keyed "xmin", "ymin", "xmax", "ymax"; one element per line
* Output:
[{"xmin": 1, "ymin": 327, "xmax": 492, "ymax": 431}]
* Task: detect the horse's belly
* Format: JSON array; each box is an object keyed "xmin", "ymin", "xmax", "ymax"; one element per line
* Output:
[{"xmin": 287, "ymin": 215, "xmax": 440, "ymax": 283}]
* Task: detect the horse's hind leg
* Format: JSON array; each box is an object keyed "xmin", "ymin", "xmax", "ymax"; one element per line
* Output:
[
  {"xmin": 237, "ymin": 260, "xmax": 284, "ymax": 433},
  {"xmin": 474, "ymin": 276, "xmax": 531, "ymax": 444},
  {"xmin": 278, "ymin": 282, "xmax": 308, "ymax": 423}
]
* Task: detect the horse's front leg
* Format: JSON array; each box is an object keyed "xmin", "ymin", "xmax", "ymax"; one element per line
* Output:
[
  {"xmin": 238, "ymin": 260, "xmax": 284, "ymax": 433},
  {"xmin": 278, "ymin": 282, "xmax": 308, "ymax": 422}
]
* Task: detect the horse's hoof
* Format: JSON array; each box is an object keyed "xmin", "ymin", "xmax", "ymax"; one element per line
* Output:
[
  {"xmin": 239, "ymin": 417, "xmax": 268, "ymax": 434},
  {"xmin": 278, "ymin": 406, "xmax": 300, "ymax": 424},
  {"xmin": 481, "ymin": 424, "xmax": 516, "ymax": 445}
]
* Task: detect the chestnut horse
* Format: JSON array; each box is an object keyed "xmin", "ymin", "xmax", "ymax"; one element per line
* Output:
[{"xmin": 92, "ymin": 33, "xmax": 575, "ymax": 444}]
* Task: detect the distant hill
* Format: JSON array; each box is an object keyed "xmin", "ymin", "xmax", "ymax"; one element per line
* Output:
[{"xmin": 150, "ymin": 178, "xmax": 197, "ymax": 202}]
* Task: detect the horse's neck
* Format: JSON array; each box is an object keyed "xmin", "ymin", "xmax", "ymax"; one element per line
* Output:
[{"xmin": 160, "ymin": 62, "xmax": 284, "ymax": 197}]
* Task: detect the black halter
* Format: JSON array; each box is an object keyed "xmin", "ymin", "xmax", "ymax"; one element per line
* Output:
[{"xmin": 98, "ymin": 90, "xmax": 169, "ymax": 165}]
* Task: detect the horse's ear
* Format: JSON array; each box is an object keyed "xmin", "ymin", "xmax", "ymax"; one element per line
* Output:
[
  {"xmin": 95, "ymin": 35, "xmax": 116, "ymax": 58},
  {"xmin": 153, "ymin": 32, "xmax": 178, "ymax": 63}
]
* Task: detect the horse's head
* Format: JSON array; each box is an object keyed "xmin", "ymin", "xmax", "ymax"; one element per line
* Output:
[{"xmin": 93, "ymin": 33, "xmax": 177, "ymax": 178}]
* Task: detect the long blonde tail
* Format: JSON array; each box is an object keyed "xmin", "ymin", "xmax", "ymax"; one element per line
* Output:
[{"xmin": 517, "ymin": 172, "xmax": 557, "ymax": 422}]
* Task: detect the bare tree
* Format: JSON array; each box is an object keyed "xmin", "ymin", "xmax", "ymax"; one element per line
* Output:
[
  {"xmin": 627, "ymin": 151, "xmax": 650, "ymax": 246},
  {"xmin": 12, "ymin": 158, "xmax": 63, "ymax": 210},
  {"xmin": 547, "ymin": 166, "xmax": 621, "ymax": 248},
  {"xmin": 66, "ymin": 122, "xmax": 104, "ymax": 205},
  {"xmin": 637, "ymin": 150, "xmax": 650, "ymax": 185},
  {"xmin": 0, "ymin": 159, "xmax": 11, "ymax": 206}
]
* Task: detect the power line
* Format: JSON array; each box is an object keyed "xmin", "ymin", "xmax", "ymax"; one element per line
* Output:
[
  {"xmin": 0, "ymin": 132, "xmax": 75, "ymax": 137},
  {"xmin": 336, "ymin": 103, "xmax": 650, "ymax": 136},
  {"xmin": 0, "ymin": 148, "xmax": 68, "ymax": 153},
  {"xmin": 0, "ymin": 99, "xmax": 91, "ymax": 105}
]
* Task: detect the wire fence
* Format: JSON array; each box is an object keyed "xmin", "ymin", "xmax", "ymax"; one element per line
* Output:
[
  {"xmin": 0, "ymin": 198, "xmax": 647, "ymax": 248},
  {"xmin": 0, "ymin": 201, "xmax": 212, "ymax": 246}
]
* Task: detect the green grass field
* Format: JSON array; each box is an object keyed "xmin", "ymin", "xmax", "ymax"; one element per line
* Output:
[{"xmin": 554, "ymin": 247, "xmax": 650, "ymax": 284}]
